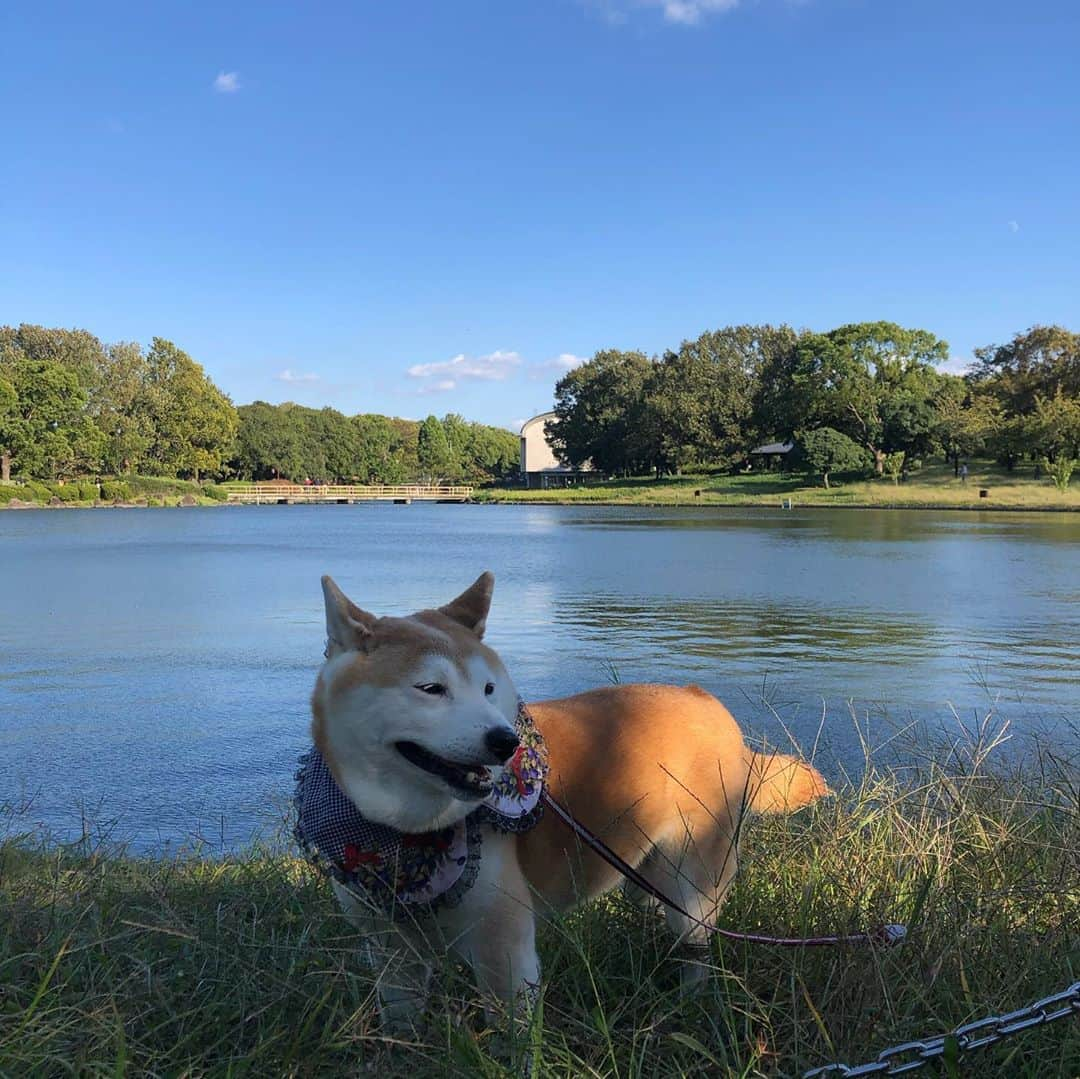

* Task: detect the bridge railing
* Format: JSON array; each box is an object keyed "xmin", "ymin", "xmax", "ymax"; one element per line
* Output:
[{"xmin": 226, "ymin": 484, "xmax": 473, "ymax": 503}]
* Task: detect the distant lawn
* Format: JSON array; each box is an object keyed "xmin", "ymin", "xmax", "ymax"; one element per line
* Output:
[{"xmin": 480, "ymin": 459, "xmax": 1080, "ymax": 511}]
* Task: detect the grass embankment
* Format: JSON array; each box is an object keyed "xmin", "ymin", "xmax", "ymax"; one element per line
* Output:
[
  {"xmin": 0, "ymin": 476, "xmax": 230, "ymax": 509},
  {"xmin": 2, "ymin": 738, "xmax": 1077, "ymax": 1076},
  {"xmin": 479, "ymin": 461, "xmax": 1080, "ymax": 511}
]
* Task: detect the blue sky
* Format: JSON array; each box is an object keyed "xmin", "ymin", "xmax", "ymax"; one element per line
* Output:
[{"xmin": 3, "ymin": 1, "xmax": 1078, "ymax": 430}]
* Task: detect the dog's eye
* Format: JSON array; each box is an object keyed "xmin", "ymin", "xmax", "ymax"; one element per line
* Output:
[
  {"xmin": 484, "ymin": 683, "xmax": 495, "ymax": 696},
  {"xmin": 415, "ymin": 683, "xmax": 447, "ymax": 696}
]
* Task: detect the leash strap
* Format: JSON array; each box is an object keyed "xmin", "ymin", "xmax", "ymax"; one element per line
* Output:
[{"xmin": 541, "ymin": 791, "xmax": 905, "ymax": 949}]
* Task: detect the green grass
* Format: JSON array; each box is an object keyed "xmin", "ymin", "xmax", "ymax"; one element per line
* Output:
[
  {"xmin": 479, "ymin": 460, "xmax": 1080, "ymax": 511},
  {"xmin": 2, "ymin": 727, "xmax": 1077, "ymax": 1077}
]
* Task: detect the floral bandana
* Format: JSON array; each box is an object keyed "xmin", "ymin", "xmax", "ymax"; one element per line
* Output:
[{"xmin": 295, "ymin": 698, "xmax": 548, "ymax": 920}]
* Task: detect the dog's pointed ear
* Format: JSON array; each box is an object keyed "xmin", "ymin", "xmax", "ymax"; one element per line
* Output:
[
  {"xmin": 438, "ymin": 572, "xmax": 494, "ymax": 638},
  {"xmin": 321, "ymin": 576, "xmax": 376, "ymax": 656}
]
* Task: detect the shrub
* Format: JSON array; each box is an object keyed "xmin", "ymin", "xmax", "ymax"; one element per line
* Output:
[
  {"xmin": 1041, "ymin": 456, "xmax": 1076, "ymax": 491},
  {"xmin": 128, "ymin": 476, "xmax": 202, "ymax": 498},
  {"xmin": 883, "ymin": 452, "xmax": 905, "ymax": 486},
  {"xmin": 100, "ymin": 480, "xmax": 133, "ymax": 502},
  {"xmin": 202, "ymin": 484, "xmax": 229, "ymax": 502},
  {"xmin": 52, "ymin": 483, "xmax": 84, "ymax": 503},
  {"xmin": 797, "ymin": 428, "xmax": 869, "ymax": 489}
]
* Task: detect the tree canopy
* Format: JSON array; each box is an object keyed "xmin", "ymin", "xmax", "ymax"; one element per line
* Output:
[
  {"xmin": 3, "ymin": 318, "xmax": 1077, "ymax": 491},
  {"xmin": 0, "ymin": 323, "xmax": 519, "ymax": 486},
  {"xmin": 543, "ymin": 320, "xmax": 1078, "ymax": 488}
]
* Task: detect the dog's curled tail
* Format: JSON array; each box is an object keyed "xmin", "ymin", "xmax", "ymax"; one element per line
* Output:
[{"xmin": 746, "ymin": 751, "xmax": 830, "ymax": 813}]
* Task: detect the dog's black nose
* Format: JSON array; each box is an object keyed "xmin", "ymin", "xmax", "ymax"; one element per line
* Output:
[{"xmin": 484, "ymin": 727, "xmax": 520, "ymax": 763}]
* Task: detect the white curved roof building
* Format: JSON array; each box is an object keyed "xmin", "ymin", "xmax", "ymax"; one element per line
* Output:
[{"xmin": 519, "ymin": 412, "xmax": 593, "ymax": 488}]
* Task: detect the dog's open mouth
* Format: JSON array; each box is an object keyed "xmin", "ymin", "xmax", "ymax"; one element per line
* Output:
[{"xmin": 394, "ymin": 741, "xmax": 494, "ymax": 798}]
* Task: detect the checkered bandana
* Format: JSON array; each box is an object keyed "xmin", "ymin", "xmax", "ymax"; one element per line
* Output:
[{"xmin": 295, "ymin": 698, "xmax": 548, "ymax": 920}]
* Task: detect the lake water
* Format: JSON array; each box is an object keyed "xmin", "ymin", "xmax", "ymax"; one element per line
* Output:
[{"xmin": 2, "ymin": 504, "xmax": 1078, "ymax": 851}]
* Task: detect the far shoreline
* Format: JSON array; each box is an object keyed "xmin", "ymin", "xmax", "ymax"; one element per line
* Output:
[
  {"xmin": 4, "ymin": 496, "xmax": 1080, "ymax": 514},
  {"xmin": 4, "ymin": 460, "xmax": 1078, "ymax": 514}
]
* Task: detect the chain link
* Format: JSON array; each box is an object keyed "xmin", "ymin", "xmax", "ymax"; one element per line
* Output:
[{"xmin": 803, "ymin": 980, "xmax": 1080, "ymax": 1077}]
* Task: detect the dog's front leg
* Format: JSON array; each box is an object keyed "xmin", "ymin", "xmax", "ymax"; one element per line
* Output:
[
  {"xmin": 450, "ymin": 840, "xmax": 540, "ymax": 1024},
  {"xmin": 373, "ymin": 930, "xmax": 433, "ymax": 1035},
  {"xmin": 331, "ymin": 880, "xmax": 432, "ymax": 1033}
]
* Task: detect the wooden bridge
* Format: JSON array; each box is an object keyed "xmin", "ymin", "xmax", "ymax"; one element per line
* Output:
[{"xmin": 227, "ymin": 484, "xmax": 473, "ymax": 505}]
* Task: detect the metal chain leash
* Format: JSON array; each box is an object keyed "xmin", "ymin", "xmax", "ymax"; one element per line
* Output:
[{"xmin": 803, "ymin": 980, "xmax": 1080, "ymax": 1077}]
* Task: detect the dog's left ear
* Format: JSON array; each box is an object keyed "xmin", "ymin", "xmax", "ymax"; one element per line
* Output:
[{"xmin": 438, "ymin": 572, "xmax": 494, "ymax": 638}]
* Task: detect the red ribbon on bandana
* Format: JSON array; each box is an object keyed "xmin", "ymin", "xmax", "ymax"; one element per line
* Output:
[{"xmin": 342, "ymin": 844, "xmax": 383, "ymax": 872}]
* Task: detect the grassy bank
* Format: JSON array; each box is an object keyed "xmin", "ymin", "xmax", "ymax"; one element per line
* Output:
[
  {"xmin": 478, "ymin": 461, "xmax": 1080, "ymax": 511},
  {"xmin": 2, "ymin": 736, "xmax": 1077, "ymax": 1076},
  {"xmin": 0, "ymin": 476, "xmax": 230, "ymax": 509}
]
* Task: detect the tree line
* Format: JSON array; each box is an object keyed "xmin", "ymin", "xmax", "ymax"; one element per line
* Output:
[
  {"xmin": 548, "ymin": 322, "xmax": 1080, "ymax": 488},
  {"xmin": 0, "ymin": 325, "xmax": 519, "ymax": 486},
  {"xmin": 232, "ymin": 403, "xmax": 518, "ymax": 484}
]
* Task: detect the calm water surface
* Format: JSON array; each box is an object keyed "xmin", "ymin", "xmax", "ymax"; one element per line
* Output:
[{"xmin": 2, "ymin": 504, "xmax": 1078, "ymax": 850}]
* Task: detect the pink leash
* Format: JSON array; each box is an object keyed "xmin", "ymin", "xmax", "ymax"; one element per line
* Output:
[{"xmin": 542, "ymin": 791, "xmax": 907, "ymax": 948}]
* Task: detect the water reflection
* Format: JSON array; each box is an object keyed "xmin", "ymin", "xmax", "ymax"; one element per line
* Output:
[
  {"xmin": 559, "ymin": 596, "xmax": 934, "ymax": 667},
  {"xmin": 1, "ymin": 504, "xmax": 1077, "ymax": 850}
]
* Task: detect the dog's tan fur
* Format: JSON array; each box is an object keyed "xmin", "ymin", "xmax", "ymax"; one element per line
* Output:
[{"xmin": 313, "ymin": 573, "xmax": 829, "ymax": 1029}]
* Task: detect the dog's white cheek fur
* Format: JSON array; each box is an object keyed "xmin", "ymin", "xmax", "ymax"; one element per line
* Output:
[{"xmin": 322, "ymin": 681, "xmax": 468, "ymax": 832}]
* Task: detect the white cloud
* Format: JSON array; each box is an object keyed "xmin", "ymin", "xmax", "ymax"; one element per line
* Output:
[
  {"xmin": 940, "ymin": 355, "xmax": 973, "ymax": 376},
  {"xmin": 1008, "ymin": 220, "xmax": 1020, "ymax": 234},
  {"xmin": 416, "ymin": 379, "xmax": 457, "ymax": 395},
  {"xmin": 407, "ymin": 349, "xmax": 522, "ymax": 383},
  {"xmin": 214, "ymin": 71, "xmax": 241, "ymax": 94},
  {"xmin": 529, "ymin": 353, "xmax": 589, "ymax": 379},
  {"xmin": 275, "ymin": 368, "xmax": 320, "ymax": 384},
  {"xmin": 587, "ymin": 0, "xmax": 740, "ymax": 24},
  {"xmin": 580, "ymin": 0, "xmax": 629, "ymax": 23},
  {"xmin": 649, "ymin": 0, "xmax": 739, "ymax": 23}
]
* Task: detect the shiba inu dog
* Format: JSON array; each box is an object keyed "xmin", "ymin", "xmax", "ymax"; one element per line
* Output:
[{"xmin": 301, "ymin": 572, "xmax": 829, "ymax": 1031}]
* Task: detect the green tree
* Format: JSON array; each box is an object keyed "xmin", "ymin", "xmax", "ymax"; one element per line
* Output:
[
  {"xmin": 0, "ymin": 324, "xmax": 110, "ymax": 479},
  {"xmin": 798, "ymin": 427, "xmax": 868, "ymax": 489},
  {"xmin": 440, "ymin": 413, "xmax": 470, "ymax": 482},
  {"xmin": 971, "ymin": 325, "xmax": 1080, "ymax": 416},
  {"xmin": 788, "ymin": 322, "xmax": 949, "ymax": 473},
  {"xmin": 934, "ymin": 379, "xmax": 1001, "ymax": 475},
  {"xmin": 883, "ymin": 451, "xmax": 905, "ymax": 485},
  {"xmin": 307, "ymin": 406, "xmax": 361, "ymax": 481},
  {"xmin": 462, "ymin": 422, "xmax": 519, "ymax": 481},
  {"xmin": 0, "ymin": 370, "xmax": 15, "ymax": 482},
  {"xmin": 548, "ymin": 350, "xmax": 654, "ymax": 475},
  {"xmin": 1029, "ymin": 389, "xmax": 1080, "ymax": 462},
  {"xmin": 0, "ymin": 358, "xmax": 104, "ymax": 479},
  {"xmin": 232, "ymin": 401, "xmax": 306, "ymax": 480},
  {"xmin": 389, "ymin": 418, "xmax": 421, "ymax": 480},
  {"xmin": 640, "ymin": 328, "xmax": 762, "ymax": 474},
  {"xmin": 0, "ymin": 324, "xmax": 106, "ymax": 396},
  {"xmin": 143, "ymin": 339, "xmax": 238, "ymax": 480},
  {"xmin": 353, "ymin": 414, "xmax": 409, "ymax": 483},
  {"xmin": 417, "ymin": 414, "xmax": 453, "ymax": 482},
  {"xmin": 94, "ymin": 341, "xmax": 154, "ymax": 474}
]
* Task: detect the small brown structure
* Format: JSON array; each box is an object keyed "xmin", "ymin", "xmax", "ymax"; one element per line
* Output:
[{"xmin": 749, "ymin": 440, "xmax": 794, "ymax": 470}]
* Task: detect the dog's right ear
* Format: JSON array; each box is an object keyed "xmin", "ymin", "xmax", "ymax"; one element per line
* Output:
[{"xmin": 321, "ymin": 576, "xmax": 376, "ymax": 657}]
